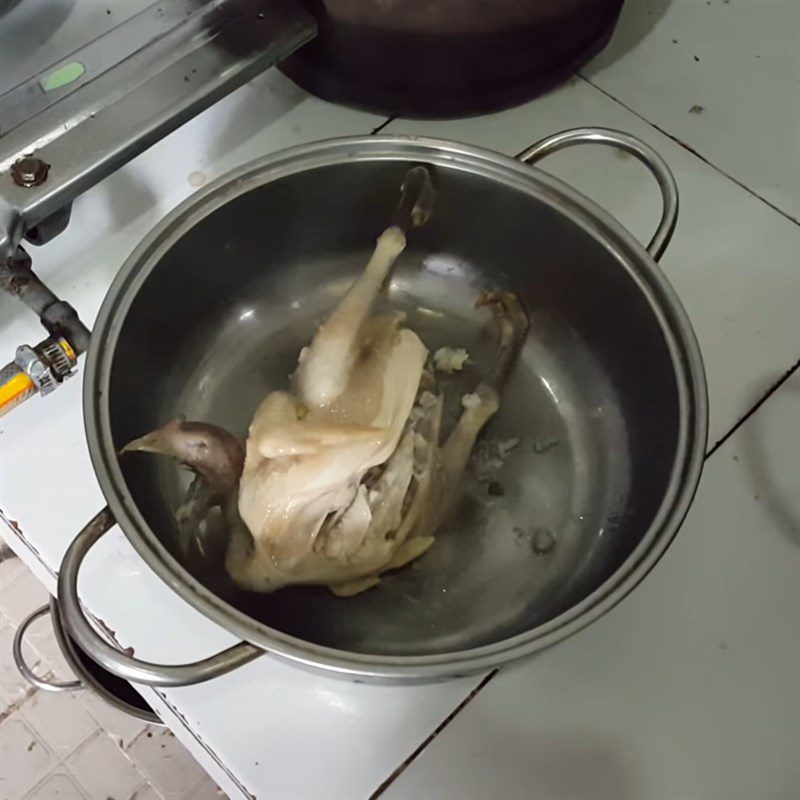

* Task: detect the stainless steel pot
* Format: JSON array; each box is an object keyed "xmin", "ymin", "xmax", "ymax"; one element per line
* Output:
[{"xmin": 57, "ymin": 128, "xmax": 707, "ymax": 686}]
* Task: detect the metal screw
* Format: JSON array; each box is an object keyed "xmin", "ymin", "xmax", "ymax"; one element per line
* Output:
[{"xmin": 10, "ymin": 157, "xmax": 50, "ymax": 187}]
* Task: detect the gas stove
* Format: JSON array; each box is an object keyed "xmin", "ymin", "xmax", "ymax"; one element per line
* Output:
[{"xmin": 1, "ymin": 0, "xmax": 313, "ymax": 414}]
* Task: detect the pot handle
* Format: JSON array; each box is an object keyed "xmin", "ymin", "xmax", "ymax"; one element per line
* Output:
[
  {"xmin": 13, "ymin": 603, "xmax": 83, "ymax": 693},
  {"xmin": 516, "ymin": 127, "xmax": 679, "ymax": 261},
  {"xmin": 57, "ymin": 508, "xmax": 262, "ymax": 687}
]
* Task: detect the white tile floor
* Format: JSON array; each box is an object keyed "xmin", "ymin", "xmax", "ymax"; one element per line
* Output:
[{"xmin": 0, "ymin": 557, "xmax": 227, "ymax": 800}]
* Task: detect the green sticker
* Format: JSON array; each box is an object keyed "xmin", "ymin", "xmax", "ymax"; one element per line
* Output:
[{"xmin": 39, "ymin": 61, "xmax": 85, "ymax": 92}]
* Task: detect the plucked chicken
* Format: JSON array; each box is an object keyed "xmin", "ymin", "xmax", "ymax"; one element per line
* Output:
[{"xmin": 123, "ymin": 167, "xmax": 528, "ymax": 596}]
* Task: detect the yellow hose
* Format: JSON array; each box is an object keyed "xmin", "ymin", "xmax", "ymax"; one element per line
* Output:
[
  {"xmin": 0, "ymin": 338, "xmax": 77, "ymax": 417},
  {"xmin": 0, "ymin": 371, "xmax": 36, "ymax": 416}
]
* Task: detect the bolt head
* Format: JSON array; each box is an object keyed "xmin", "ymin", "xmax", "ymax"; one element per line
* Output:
[{"xmin": 10, "ymin": 157, "xmax": 49, "ymax": 187}]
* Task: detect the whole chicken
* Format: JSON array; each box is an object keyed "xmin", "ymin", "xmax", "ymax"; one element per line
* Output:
[{"xmin": 123, "ymin": 168, "xmax": 528, "ymax": 597}]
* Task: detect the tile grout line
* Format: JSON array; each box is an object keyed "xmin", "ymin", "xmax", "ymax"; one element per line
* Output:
[
  {"xmin": 369, "ymin": 670, "xmax": 498, "ymax": 800},
  {"xmin": 706, "ymin": 359, "xmax": 800, "ymax": 458},
  {"xmin": 1, "ymin": 576, "xmax": 152, "ymax": 799},
  {"xmin": 0, "ymin": 683, "xmax": 40, "ymax": 725},
  {"xmin": 5, "ymin": 648, "xmax": 184, "ymax": 800},
  {"xmin": 371, "ymin": 116, "xmax": 396, "ymax": 135},
  {"xmin": 1, "ymin": 680, "xmax": 103, "ymax": 799},
  {"xmin": 0, "ymin": 577, "xmax": 64, "ymax": 724},
  {"xmin": 64, "ymin": 729, "xmax": 151, "ymax": 800},
  {"xmin": 0, "ymin": 665, "xmax": 68, "ymax": 723},
  {"xmin": 577, "ymin": 73, "xmax": 800, "ymax": 228}
]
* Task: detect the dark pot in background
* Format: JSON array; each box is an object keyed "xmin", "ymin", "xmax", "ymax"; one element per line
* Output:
[{"xmin": 282, "ymin": 0, "xmax": 626, "ymax": 117}]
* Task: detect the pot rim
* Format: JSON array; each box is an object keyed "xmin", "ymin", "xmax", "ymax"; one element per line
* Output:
[{"xmin": 84, "ymin": 135, "xmax": 708, "ymax": 680}]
